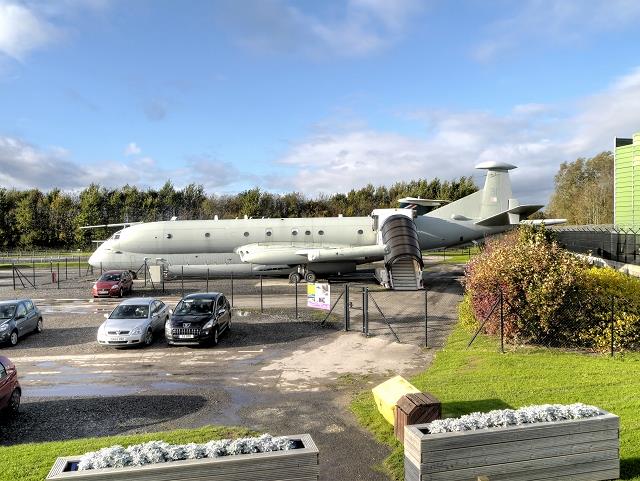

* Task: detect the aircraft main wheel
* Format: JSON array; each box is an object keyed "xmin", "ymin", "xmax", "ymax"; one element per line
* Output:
[
  {"xmin": 305, "ymin": 271, "xmax": 317, "ymax": 283},
  {"xmin": 288, "ymin": 272, "xmax": 302, "ymax": 284},
  {"xmin": 9, "ymin": 331, "xmax": 18, "ymax": 347}
]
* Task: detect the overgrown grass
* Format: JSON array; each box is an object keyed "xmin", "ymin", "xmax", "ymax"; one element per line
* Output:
[
  {"xmin": 352, "ymin": 323, "xmax": 640, "ymax": 480},
  {"xmin": 0, "ymin": 425, "xmax": 254, "ymax": 481}
]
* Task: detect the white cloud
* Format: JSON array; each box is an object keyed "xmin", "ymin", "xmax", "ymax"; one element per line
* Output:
[
  {"xmin": 217, "ymin": 0, "xmax": 423, "ymax": 57},
  {"xmin": 124, "ymin": 142, "xmax": 141, "ymax": 156},
  {"xmin": 0, "ymin": 1, "xmax": 60, "ymax": 60},
  {"xmin": 271, "ymin": 66, "xmax": 640, "ymax": 204},
  {"xmin": 474, "ymin": 0, "xmax": 640, "ymax": 62}
]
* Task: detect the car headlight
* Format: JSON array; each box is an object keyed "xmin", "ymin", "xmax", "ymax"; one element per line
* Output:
[
  {"xmin": 0, "ymin": 323, "xmax": 9, "ymax": 332},
  {"xmin": 130, "ymin": 326, "xmax": 143, "ymax": 335},
  {"xmin": 203, "ymin": 319, "xmax": 214, "ymax": 330},
  {"xmin": 110, "ymin": 285, "xmax": 119, "ymax": 290}
]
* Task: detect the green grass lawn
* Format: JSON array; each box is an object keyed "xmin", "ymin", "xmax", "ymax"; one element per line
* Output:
[
  {"xmin": 352, "ymin": 323, "xmax": 640, "ymax": 480},
  {"xmin": 0, "ymin": 425, "xmax": 254, "ymax": 481}
]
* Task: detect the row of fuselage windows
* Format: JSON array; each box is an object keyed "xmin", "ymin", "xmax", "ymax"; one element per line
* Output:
[{"xmin": 164, "ymin": 228, "xmax": 366, "ymax": 239}]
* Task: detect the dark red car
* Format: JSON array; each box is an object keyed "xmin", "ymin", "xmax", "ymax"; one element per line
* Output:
[
  {"xmin": 92, "ymin": 270, "xmax": 134, "ymax": 298},
  {"xmin": 0, "ymin": 356, "xmax": 20, "ymax": 416}
]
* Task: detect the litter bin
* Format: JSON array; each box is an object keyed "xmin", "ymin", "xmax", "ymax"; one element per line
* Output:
[
  {"xmin": 371, "ymin": 375, "xmax": 420, "ymax": 426},
  {"xmin": 394, "ymin": 392, "xmax": 441, "ymax": 442}
]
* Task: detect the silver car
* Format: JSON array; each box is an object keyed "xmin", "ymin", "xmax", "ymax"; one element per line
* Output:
[{"xmin": 97, "ymin": 298, "xmax": 169, "ymax": 347}]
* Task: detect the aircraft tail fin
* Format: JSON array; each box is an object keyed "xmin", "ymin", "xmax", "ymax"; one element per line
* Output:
[{"xmin": 476, "ymin": 161, "xmax": 516, "ymax": 220}]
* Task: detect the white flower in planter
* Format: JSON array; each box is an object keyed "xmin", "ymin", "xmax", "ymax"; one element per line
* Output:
[
  {"xmin": 77, "ymin": 434, "xmax": 296, "ymax": 471},
  {"xmin": 425, "ymin": 403, "xmax": 602, "ymax": 434}
]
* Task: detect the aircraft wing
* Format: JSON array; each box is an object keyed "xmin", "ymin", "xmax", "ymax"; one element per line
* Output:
[
  {"xmin": 79, "ymin": 222, "xmax": 142, "ymax": 230},
  {"xmin": 236, "ymin": 243, "xmax": 388, "ymax": 265},
  {"xmin": 474, "ymin": 204, "xmax": 544, "ymax": 227}
]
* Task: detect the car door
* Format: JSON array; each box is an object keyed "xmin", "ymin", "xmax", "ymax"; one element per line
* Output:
[
  {"xmin": 150, "ymin": 301, "xmax": 161, "ymax": 332},
  {"xmin": 14, "ymin": 303, "xmax": 27, "ymax": 336},
  {"xmin": 218, "ymin": 296, "xmax": 230, "ymax": 330},
  {"xmin": 24, "ymin": 300, "xmax": 37, "ymax": 331},
  {"xmin": 0, "ymin": 361, "xmax": 9, "ymax": 408}
]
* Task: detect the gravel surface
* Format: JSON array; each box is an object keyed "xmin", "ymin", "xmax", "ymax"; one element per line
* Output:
[{"xmin": 0, "ymin": 264, "xmax": 463, "ymax": 481}]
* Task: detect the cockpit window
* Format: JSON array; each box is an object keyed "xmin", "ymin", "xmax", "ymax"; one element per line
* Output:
[{"xmin": 99, "ymin": 273, "xmax": 121, "ymax": 282}]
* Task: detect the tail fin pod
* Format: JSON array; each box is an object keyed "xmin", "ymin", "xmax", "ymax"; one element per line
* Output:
[{"xmin": 476, "ymin": 161, "xmax": 516, "ymax": 220}]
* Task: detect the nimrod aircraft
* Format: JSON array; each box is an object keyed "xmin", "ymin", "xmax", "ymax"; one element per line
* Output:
[{"xmin": 87, "ymin": 162, "xmax": 556, "ymax": 289}]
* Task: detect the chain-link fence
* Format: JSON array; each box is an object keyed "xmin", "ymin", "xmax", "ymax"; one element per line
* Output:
[
  {"xmin": 552, "ymin": 225, "xmax": 640, "ymax": 265},
  {"xmin": 468, "ymin": 288, "xmax": 640, "ymax": 356}
]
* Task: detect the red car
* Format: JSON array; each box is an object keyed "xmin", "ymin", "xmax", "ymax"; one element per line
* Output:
[
  {"xmin": 0, "ymin": 356, "xmax": 20, "ymax": 416},
  {"xmin": 92, "ymin": 270, "xmax": 134, "ymax": 298}
]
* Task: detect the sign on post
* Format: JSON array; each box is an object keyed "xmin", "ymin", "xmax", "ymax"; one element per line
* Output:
[{"xmin": 307, "ymin": 283, "xmax": 330, "ymax": 310}]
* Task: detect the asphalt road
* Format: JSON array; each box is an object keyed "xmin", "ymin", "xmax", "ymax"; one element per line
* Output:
[{"xmin": 0, "ymin": 264, "xmax": 463, "ymax": 481}]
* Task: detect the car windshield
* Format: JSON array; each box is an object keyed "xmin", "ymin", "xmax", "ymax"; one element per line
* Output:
[
  {"xmin": 109, "ymin": 304, "xmax": 149, "ymax": 319},
  {"xmin": 174, "ymin": 299, "xmax": 214, "ymax": 315},
  {"xmin": 99, "ymin": 273, "xmax": 121, "ymax": 282},
  {"xmin": 0, "ymin": 304, "xmax": 16, "ymax": 319}
]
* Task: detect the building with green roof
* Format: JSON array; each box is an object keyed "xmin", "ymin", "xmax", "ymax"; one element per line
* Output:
[{"xmin": 614, "ymin": 132, "xmax": 640, "ymax": 229}]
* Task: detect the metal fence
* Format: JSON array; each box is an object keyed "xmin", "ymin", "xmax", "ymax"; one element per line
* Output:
[
  {"xmin": 551, "ymin": 225, "xmax": 640, "ymax": 265},
  {"xmin": 467, "ymin": 288, "xmax": 640, "ymax": 356}
]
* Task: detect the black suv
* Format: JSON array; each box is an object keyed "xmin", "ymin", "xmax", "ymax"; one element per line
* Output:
[{"xmin": 165, "ymin": 293, "xmax": 231, "ymax": 346}]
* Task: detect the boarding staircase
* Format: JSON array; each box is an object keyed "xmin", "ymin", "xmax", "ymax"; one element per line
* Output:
[{"xmin": 379, "ymin": 214, "xmax": 423, "ymax": 290}]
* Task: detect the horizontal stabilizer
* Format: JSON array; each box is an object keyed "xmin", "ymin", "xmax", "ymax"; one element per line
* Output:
[
  {"xmin": 475, "ymin": 204, "xmax": 543, "ymax": 227},
  {"xmin": 521, "ymin": 218, "xmax": 567, "ymax": 226}
]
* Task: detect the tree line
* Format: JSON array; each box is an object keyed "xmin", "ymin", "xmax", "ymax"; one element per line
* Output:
[
  {"xmin": 545, "ymin": 151, "xmax": 614, "ymax": 225},
  {"xmin": 0, "ymin": 177, "xmax": 477, "ymax": 250}
]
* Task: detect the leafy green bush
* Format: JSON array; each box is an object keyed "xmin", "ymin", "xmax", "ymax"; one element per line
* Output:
[{"xmin": 464, "ymin": 226, "xmax": 640, "ymax": 352}]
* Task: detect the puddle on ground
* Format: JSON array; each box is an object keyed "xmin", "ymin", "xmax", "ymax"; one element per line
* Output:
[{"xmin": 25, "ymin": 383, "xmax": 139, "ymax": 398}]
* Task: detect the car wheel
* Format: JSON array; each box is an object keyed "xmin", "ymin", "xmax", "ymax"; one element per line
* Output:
[
  {"xmin": 118, "ymin": 288, "xmax": 123, "ymax": 298},
  {"xmin": 8, "ymin": 389, "xmax": 20, "ymax": 414},
  {"xmin": 227, "ymin": 317, "xmax": 231, "ymax": 332},
  {"xmin": 212, "ymin": 327, "xmax": 219, "ymax": 346},
  {"xmin": 9, "ymin": 330, "xmax": 18, "ymax": 347},
  {"xmin": 35, "ymin": 318, "xmax": 43, "ymax": 333},
  {"xmin": 144, "ymin": 329, "xmax": 153, "ymax": 346}
]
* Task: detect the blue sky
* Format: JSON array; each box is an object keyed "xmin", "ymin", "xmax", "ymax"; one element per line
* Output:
[{"xmin": 1, "ymin": 0, "xmax": 640, "ymax": 204}]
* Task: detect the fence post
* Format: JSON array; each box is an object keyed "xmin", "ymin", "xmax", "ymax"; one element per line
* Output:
[
  {"xmin": 100, "ymin": 262, "xmax": 103, "ymax": 275},
  {"xmin": 144, "ymin": 259, "xmax": 147, "ymax": 287},
  {"xmin": 499, "ymin": 289, "xmax": 504, "ymax": 353},
  {"xmin": 181, "ymin": 266, "xmax": 184, "ymax": 296},
  {"xmin": 424, "ymin": 287, "xmax": 428, "ymax": 348},
  {"xmin": 12, "ymin": 262, "xmax": 15, "ymax": 291},
  {"xmin": 206, "ymin": 268, "xmax": 209, "ymax": 292},
  {"xmin": 57, "ymin": 262, "xmax": 60, "ymax": 289},
  {"xmin": 78, "ymin": 256, "xmax": 81, "ymax": 277},
  {"xmin": 65, "ymin": 258, "xmax": 68, "ymax": 280},
  {"xmin": 362, "ymin": 287, "xmax": 369, "ymax": 336},
  {"xmin": 230, "ymin": 271, "xmax": 234, "ymax": 307},
  {"xmin": 260, "ymin": 275, "xmax": 263, "ymax": 313},
  {"xmin": 295, "ymin": 277, "xmax": 299, "ymax": 319},
  {"xmin": 344, "ymin": 284, "xmax": 350, "ymax": 331},
  {"xmin": 32, "ymin": 260, "xmax": 36, "ymax": 289},
  {"xmin": 610, "ymin": 296, "xmax": 615, "ymax": 357}
]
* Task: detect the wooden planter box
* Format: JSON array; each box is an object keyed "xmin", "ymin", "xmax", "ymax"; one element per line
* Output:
[
  {"xmin": 404, "ymin": 412, "xmax": 619, "ymax": 481},
  {"xmin": 46, "ymin": 434, "xmax": 318, "ymax": 481}
]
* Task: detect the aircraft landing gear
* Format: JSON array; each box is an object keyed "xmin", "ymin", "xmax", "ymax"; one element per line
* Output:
[
  {"xmin": 288, "ymin": 272, "xmax": 302, "ymax": 284},
  {"xmin": 292, "ymin": 266, "xmax": 317, "ymax": 283}
]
